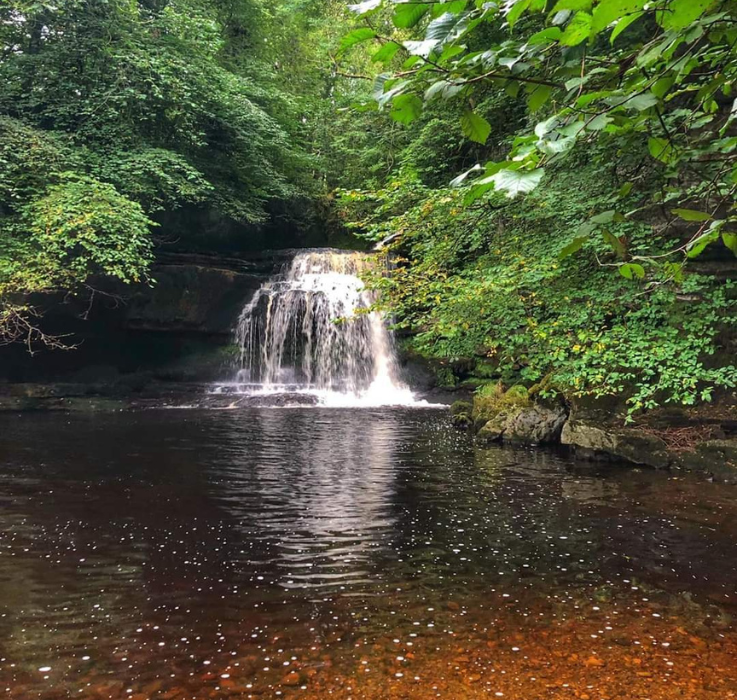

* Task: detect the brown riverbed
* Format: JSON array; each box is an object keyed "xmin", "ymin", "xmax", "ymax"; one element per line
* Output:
[{"xmin": 0, "ymin": 408, "xmax": 735, "ymax": 699}]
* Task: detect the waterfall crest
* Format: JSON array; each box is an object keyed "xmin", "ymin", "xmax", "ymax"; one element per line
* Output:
[{"xmin": 228, "ymin": 249, "xmax": 417, "ymax": 406}]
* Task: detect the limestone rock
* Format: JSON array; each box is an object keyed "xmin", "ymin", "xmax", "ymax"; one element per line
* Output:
[
  {"xmin": 504, "ymin": 404, "xmax": 568, "ymax": 444},
  {"xmin": 561, "ymin": 421, "xmax": 671, "ymax": 469}
]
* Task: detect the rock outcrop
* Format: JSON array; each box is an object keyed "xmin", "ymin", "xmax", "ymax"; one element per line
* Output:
[
  {"xmin": 472, "ymin": 384, "xmax": 568, "ymax": 445},
  {"xmin": 461, "ymin": 383, "xmax": 737, "ymax": 484}
]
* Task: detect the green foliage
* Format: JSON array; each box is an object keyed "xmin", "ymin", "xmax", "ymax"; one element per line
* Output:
[
  {"xmin": 23, "ymin": 175, "xmax": 153, "ymax": 286},
  {"xmin": 0, "ymin": 0, "xmax": 326, "ymax": 346},
  {"xmin": 343, "ymin": 0, "xmax": 737, "ymax": 269},
  {"xmin": 339, "ymin": 140, "xmax": 737, "ymax": 417},
  {"xmin": 333, "ymin": 0, "xmax": 737, "ymax": 418}
]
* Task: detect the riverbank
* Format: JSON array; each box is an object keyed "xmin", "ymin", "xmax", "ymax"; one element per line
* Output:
[{"xmin": 451, "ymin": 384, "xmax": 737, "ymax": 484}]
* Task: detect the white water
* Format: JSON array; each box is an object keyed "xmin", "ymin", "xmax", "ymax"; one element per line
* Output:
[{"xmin": 221, "ymin": 249, "xmax": 425, "ymax": 407}]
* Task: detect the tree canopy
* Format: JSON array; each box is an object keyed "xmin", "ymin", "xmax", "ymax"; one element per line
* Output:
[
  {"xmin": 1, "ymin": 0, "xmax": 736, "ymax": 417},
  {"xmin": 335, "ymin": 0, "xmax": 737, "ymax": 415},
  {"xmin": 0, "ymin": 0, "xmax": 315, "ymax": 345}
]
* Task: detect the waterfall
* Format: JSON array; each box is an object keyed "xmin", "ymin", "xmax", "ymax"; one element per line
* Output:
[{"xmin": 228, "ymin": 249, "xmax": 418, "ymax": 407}]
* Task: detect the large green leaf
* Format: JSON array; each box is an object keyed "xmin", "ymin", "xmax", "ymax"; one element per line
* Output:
[
  {"xmin": 527, "ymin": 84, "xmax": 552, "ymax": 112},
  {"xmin": 393, "ymin": 3, "xmax": 430, "ymax": 28},
  {"xmin": 592, "ymin": 0, "xmax": 646, "ymax": 34},
  {"xmin": 672, "ymin": 208, "xmax": 712, "ymax": 222},
  {"xmin": 610, "ymin": 11, "xmax": 644, "ymax": 42},
  {"xmin": 372, "ymin": 42, "xmax": 401, "ymax": 64},
  {"xmin": 528, "ymin": 27, "xmax": 563, "ymax": 44},
  {"xmin": 686, "ymin": 225, "xmax": 722, "ymax": 258},
  {"xmin": 432, "ymin": 0, "xmax": 468, "ymax": 15},
  {"xmin": 558, "ymin": 234, "xmax": 589, "ymax": 259},
  {"xmin": 490, "ymin": 168, "xmax": 545, "ymax": 198},
  {"xmin": 618, "ymin": 262, "xmax": 645, "ymax": 279},
  {"xmin": 339, "ymin": 28, "xmax": 376, "ymax": 54},
  {"xmin": 404, "ymin": 39, "xmax": 439, "ymax": 58},
  {"xmin": 560, "ymin": 12, "xmax": 592, "ymax": 46},
  {"xmin": 648, "ymin": 136, "xmax": 675, "ymax": 164},
  {"xmin": 723, "ymin": 232, "xmax": 737, "ymax": 257},
  {"xmin": 506, "ymin": 0, "xmax": 531, "ymax": 28},
  {"xmin": 426, "ymin": 12, "xmax": 462, "ymax": 42},
  {"xmin": 425, "ymin": 80, "xmax": 464, "ymax": 101},
  {"xmin": 552, "ymin": 0, "xmax": 592, "ymax": 10},
  {"xmin": 390, "ymin": 94, "xmax": 423, "ymax": 124},
  {"xmin": 461, "ymin": 110, "xmax": 491, "ymax": 144},
  {"xmin": 657, "ymin": 0, "xmax": 713, "ymax": 31}
]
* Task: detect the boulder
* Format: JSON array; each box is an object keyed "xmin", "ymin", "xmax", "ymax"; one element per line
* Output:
[
  {"xmin": 472, "ymin": 383, "xmax": 568, "ymax": 445},
  {"xmin": 478, "ymin": 414, "xmax": 508, "ymax": 442},
  {"xmin": 561, "ymin": 420, "xmax": 672, "ymax": 469},
  {"xmin": 504, "ymin": 404, "xmax": 568, "ymax": 444},
  {"xmin": 673, "ymin": 439, "xmax": 737, "ymax": 483}
]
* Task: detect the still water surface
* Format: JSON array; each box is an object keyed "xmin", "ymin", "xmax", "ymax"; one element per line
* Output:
[{"xmin": 0, "ymin": 408, "xmax": 736, "ymax": 699}]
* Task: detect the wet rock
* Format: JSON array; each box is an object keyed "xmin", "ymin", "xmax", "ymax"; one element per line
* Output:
[
  {"xmin": 504, "ymin": 405, "xmax": 568, "ymax": 444},
  {"xmin": 473, "ymin": 383, "xmax": 568, "ymax": 446},
  {"xmin": 561, "ymin": 421, "xmax": 672, "ymax": 469},
  {"xmin": 450, "ymin": 401, "xmax": 473, "ymax": 429},
  {"xmin": 478, "ymin": 414, "xmax": 507, "ymax": 443},
  {"xmin": 243, "ymin": 393, "xmax": 320, "ymax": 407},
  {"xmin": 673, "ymin": 439, "xmax": 737, "ymax": 483}
]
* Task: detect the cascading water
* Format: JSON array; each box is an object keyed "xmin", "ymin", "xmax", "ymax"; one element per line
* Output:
[{"xmin": 224, "ymin": 249, "xmax": 419, "ymax": 407}]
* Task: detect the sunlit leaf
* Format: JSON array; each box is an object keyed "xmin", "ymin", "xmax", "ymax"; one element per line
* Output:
[
  {"xmin": 723, "ymin": 232, "xmax": 737, "ymax": 257},
  {"xmin": 490, "ymin": 168, "xmax": 545, "ymax": 198},
  {"xmin": 461, "ymin": 110, "xmax": 492, "ymax": 144},
  {"xmin": 610, "ymin": 10, "xmax": 643, "ymax": 42},
  {"xmin": 592, "ymin": 0, "xmax": 646, "ymax": 34},
  {"xmin": 618, "ymin": 262, "xmax": 645, "ymax": 279},
  {"xmin": 390, "ymin": 94, "xmax": 423, "ymax": 124},
  {"xmin": 339, "ymin": 28, "xmax": 376, "ymax": 54},
  {"xmin": 372, "ymin": 42, "xmax": 401, "ymax": 64},
  {"xmin": 648, "ymin": 136, "xmax": 675, "ymax": 164},
  {"xmin": 393, "ymin": 2, "xmax": 430, "ymax": 28},
  {"xmin": 656, "ymin": 0, "xmax": 713, "ymax": 31},
  {"xmin": 560, "ymin": 11, "xmax": 592, "ymax": 46},
  {"xmin": 672, "ymin": 208, "xmax": 712, "ymax": 222}
]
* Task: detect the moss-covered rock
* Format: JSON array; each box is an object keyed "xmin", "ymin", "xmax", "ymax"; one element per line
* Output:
[
  {"xmin": 471, "ymin": 383, "xmax": 567, "ymax": 445},
  {"xmin": 450, "ymin": 400, "xmax": 473, "ymax": 429}
]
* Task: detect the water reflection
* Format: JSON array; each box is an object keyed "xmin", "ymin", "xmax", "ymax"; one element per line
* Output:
[
  {"xmin": 0, "ymin": 409, "xmax": 735, "ymax": 699},
  {"xmin": 212, "ymin": 410, "xmax": 403, "ymax": 590}
]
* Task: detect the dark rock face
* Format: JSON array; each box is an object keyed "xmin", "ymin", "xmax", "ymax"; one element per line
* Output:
[
  {"xmin": 560, "ymin": 421, "xmax": 672, "ymax": 469},
  {"xmin": 673, "ymin": 439, "xmax": 737, "ymax": 482},
  {"xmin": 560, "ymin": 395, "xmax": 737, "ymax": 483},
  {"xmin": 0, "ymin": 251, "xmax": 297, "ymax": 384}
]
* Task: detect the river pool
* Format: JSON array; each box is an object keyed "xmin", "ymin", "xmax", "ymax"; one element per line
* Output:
[{"xmin": 0, "ymin": 408, "xmax": 735, "ymax": 699}]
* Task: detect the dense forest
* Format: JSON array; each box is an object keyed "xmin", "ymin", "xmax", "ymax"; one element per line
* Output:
[
  {"xmin": 1, "ymin": 0, "xmax": 736, "ymax": 420},
  {"xmin": 3, "ymin": 6, "xmax": 737, "ymax": 699}
]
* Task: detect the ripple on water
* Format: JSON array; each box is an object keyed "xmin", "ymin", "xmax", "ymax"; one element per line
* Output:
[{"xmin": 0, "ymin": 408, "xmax": 735, "ymax": 699}]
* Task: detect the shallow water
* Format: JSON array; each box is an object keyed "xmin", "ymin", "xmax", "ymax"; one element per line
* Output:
[{"xmin": 0, "ymin": 408, "xmax": 736, "ymax": 699}]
